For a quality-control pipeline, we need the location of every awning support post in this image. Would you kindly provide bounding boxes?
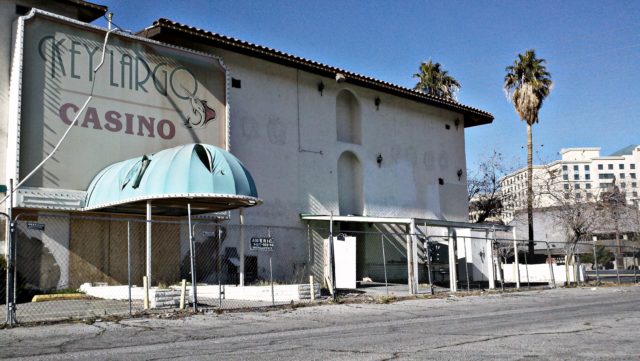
[146,200,152,287]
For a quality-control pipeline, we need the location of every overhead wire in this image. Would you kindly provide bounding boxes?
[0,13,118,206]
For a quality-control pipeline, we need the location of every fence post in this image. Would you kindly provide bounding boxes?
[634,247,638,284]
[545,242,556,288]
[381,233,389,297]
[127,221,132,315]
[188,204,197,311]
[524,250,530,289]
[513,228,520,289]
[486,230,495,290]
[592,236,600,284]
[448,227,457,293]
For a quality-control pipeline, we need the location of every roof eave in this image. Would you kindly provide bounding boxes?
[60,0,108,22]
[137,22,494,128]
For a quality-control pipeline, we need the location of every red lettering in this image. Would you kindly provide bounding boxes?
[125,113,135,135]
[57,103,176,140]
[104,110,122,132]
[157,119,175,139]
[137,116,155,137]
[81,107,102,129]
[59,103,79,125]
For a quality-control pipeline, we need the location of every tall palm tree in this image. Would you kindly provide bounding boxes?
[504,49,552,256]
[413,59,461,100]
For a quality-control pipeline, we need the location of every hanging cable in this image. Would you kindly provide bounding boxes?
[0,13,117,206]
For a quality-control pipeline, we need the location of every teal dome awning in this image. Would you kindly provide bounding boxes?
[84,143,260,216]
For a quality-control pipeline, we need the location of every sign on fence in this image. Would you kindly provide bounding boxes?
[26,222,45,231]
[250,237,274,251]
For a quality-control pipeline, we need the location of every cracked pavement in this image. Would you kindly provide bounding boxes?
[1,286,639,360]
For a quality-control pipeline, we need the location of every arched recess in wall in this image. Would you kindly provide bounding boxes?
[338,151,364,216]
[336,90,362,144]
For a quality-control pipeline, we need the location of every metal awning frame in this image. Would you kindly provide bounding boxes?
[301,214,516,294]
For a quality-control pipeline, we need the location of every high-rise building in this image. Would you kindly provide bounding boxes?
[500,145,640,222]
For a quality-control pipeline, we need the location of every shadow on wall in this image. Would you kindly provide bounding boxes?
[180,226,229,284]
[15,230,61,300]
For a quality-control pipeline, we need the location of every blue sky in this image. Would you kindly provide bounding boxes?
[94,0,640,171]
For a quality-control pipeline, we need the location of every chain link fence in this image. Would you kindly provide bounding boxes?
[1,213,320,325]
[3,213,638,325]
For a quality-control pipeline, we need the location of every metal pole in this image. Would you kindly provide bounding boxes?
[524,250,530,289]
[545,242,556,288]
[493,227,504,292]
[633,247,638,284]
[269,227,274,306]
[239,208,245,287]
[464,237,470,292]
[270,256,274,306]
[146,201,152,287]
[5,179,15,325]
[448,228,457,293]
[218,224,222,309]
[592,236,600,284]
[425,237,434,295]
[381,233,388,297]
[188,204,197,311]
[127,221,132,315]
[329,212,336,301]
[486,230,495,290]
[615,252,621,285]
[513,228,520,289]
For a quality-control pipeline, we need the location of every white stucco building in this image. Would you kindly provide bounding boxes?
[501,145,640,222]
[0,0,495,292]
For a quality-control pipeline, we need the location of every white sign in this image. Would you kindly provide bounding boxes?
[9,12,229,207]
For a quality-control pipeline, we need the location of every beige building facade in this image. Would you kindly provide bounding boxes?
[1,1,494,290]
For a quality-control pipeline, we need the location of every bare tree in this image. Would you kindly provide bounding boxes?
[467,151,506,223]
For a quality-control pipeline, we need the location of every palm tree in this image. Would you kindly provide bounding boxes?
[504,49,552,256]
[413,59,461,100]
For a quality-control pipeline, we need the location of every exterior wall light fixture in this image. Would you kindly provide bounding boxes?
[455,118,460,130]
[376,153,383,167]
[457,169,463,181]
[335,73,346,83]
[317,81,325,96]
[374,97,381,110]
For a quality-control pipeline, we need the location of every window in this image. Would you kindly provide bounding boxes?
[564,184,569,190]
[608,164,614,170]
[586,183,592,189]
[599,173,614,179]
[574,174,579,180]
[619,164,625,170]
[584,165,590,171]
[573,165,579,171]
[564,193,570,199]
[562,165,568,171]
[621,182,626,188]
[599,183,608,188]
[576,193,582,199]
[585,174,591,180]
[598,164,603,170]
[587,193,592,199]
[633,182,637,188]
[620,173,626,179]
[634,191,638,197]
[575,184,580,190]
[631,164,636,170]
[631,173,637,179]
[563,174,568,180]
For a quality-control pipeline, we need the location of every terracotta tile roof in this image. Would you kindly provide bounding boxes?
[138,18,494,128]
[60,0,107,21]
